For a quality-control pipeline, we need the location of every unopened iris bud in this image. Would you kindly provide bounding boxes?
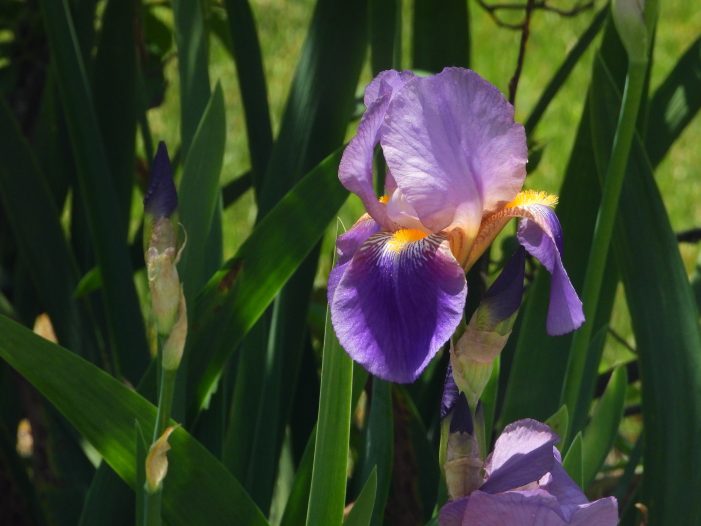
[451,249,525,408]
[612,0,648,64]
[145,425,177,494]
[161,290,187,371]
[144,142,183,336]
[440,367,484,499]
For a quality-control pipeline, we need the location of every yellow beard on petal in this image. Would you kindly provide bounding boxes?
[386,228,429,253]
[505,190,558,209]
[462,190,559,270]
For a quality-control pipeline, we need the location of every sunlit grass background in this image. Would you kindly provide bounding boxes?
[146,0,700,369]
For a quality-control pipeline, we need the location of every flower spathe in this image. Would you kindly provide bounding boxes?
[438,419,619,526]
[329,67,584,383]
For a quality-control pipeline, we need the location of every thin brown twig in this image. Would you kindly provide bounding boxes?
[508,0,535,105]
[476,0,595,30]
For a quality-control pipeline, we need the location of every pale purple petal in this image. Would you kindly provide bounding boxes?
[539,462,589,517]
[381,67,527,236]
[328,216,380,306]
[482,419,559,494]
[569,497,619,526]
[459,489,568,526]
[439,498,469,526]
[363,69,415,107]
[516,205,584,335]
[330,231,467,383]
[339,71,414,228]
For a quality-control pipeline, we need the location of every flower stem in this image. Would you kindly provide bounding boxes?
[560,58,648,441]
[143,339,178,526]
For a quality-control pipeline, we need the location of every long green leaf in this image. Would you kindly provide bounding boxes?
[563,433,584,488]
[37,0,149,383]
[172,0,211,156]
[344,468,378,526]
[645,35,701,166]
[589,45,701,524]
[412,0,470,70]
[525,6,608,135]
[305,303,353,526]
[0,315,268,526]
[223,0,273,194]
[0,100,95,361]
[186,149,348,418]
[357,379,393,526]
[177,83,227,301]
[370,0,401,72]
[228,0,369,511]
[581,366,626,488]
[92,0,137,238]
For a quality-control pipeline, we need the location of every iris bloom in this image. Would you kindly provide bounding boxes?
[439,420,618,525]
[328,67,583,383]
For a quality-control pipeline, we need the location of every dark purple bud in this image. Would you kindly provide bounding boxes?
[441,364,473,434]
[481,247,526,326]
[144,142,177,218]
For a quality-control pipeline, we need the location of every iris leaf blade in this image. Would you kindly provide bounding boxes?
[177,82,227,302]
[36,0,149,383]
[0,315,269,526]
[185,149,348,419]
[305,304,354,526]
[344,467,378,526]
[580,366,626,488]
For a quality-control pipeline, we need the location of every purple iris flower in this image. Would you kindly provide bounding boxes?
[328,67,584,383]
[439,417,619,526]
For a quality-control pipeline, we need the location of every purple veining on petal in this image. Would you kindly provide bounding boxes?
[481,419,559,494]
[339,71,414,228]
[481,247,526,325]
[144,141,177,218]
[330,232,467,383]
[328,216,381,307]
[516,205,584,335]
[381,67,527,236]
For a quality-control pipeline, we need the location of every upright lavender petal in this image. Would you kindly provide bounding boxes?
[330,230,467,383]
[144,142,177,218]
[381,67,527,237]
[516,205,584,335]
[481,419,559,494]
[363,69,415,107]
[339,71,414,228]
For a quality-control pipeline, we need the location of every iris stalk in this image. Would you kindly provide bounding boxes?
[143,338,178,526]
[561,52,649,439]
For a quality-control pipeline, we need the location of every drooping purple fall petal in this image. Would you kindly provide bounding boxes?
[381,68,527,237]
[516,204,584,335]
[327,216,380,306]
[330,230,467,383]
[338,71,414,229]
